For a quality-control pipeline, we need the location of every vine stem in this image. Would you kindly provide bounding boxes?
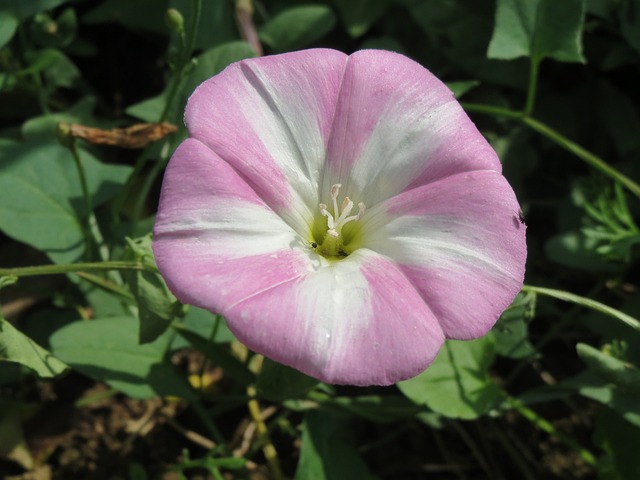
[0,261,157,278]
[521,117,640,199]
[522,284,640,332]
[505,396,597,467]
[460,103,640,200]
[524,58,540,116]
[247,386,284,480]
[113,0,203,223]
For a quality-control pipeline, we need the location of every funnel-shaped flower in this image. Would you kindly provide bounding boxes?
[153,49,526,386]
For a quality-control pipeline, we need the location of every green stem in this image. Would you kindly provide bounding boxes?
[66,140,95,259]
[521,117,640,198]
[522,284,640,332]
[461,103,640,200]
[524,58,540,116]
[460,102,523,120]
[0,261,157,278]
[505,396,597,467]
[113,0,202,223]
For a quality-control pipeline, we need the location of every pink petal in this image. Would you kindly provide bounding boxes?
[153,138,309,311]
[185,48,348,233]
[323,49,501,207]
[223,249,445,386]
[363,170,526,339]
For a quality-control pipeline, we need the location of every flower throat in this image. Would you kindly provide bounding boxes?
[314,184,365,259]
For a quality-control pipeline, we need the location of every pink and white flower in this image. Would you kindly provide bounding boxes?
[152,49,527,386]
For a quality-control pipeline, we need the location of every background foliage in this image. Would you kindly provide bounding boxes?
[1,0,640,478]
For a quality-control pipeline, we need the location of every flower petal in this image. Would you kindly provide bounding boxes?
[185,48,348,234]
[363,170,526,339]
[152,138,310,311]
[223,249,445,386]
[323,49,501,207]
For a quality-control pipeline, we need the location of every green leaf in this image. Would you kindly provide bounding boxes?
[83,0,169,35]
[0,314,68,378]
[256,358,319,402]
[0,12,18,48]
[446,80,481,99]
[491,292,537,359]
[398,337,502,419]
[173,324,255,387]
[594,408,640,480]
[170,308,235,351]
[328,395,425,423]
[49,317,195,399]
[170,0,237,50]
[332,0,390,38]
[487,0,586,63]
[182,41,257,98]
[127,41,256,124]
[0,140,132,263]
[123,236,177,344]
[21,97,98,142]
[295,410,378,480]
[565,373,640,428]
[260,6,336,52]
[577,343,640,393]
[0,0,70,20]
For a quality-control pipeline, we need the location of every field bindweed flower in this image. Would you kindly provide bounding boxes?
[152,49,527,386]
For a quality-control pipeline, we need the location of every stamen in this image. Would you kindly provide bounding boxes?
[319,203,335,229]
[317,185,366,257]
[330,184,341,218]
[336,197,354,224]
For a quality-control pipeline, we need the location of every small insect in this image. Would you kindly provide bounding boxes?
[310,242,318,249]
[517,209,526,224]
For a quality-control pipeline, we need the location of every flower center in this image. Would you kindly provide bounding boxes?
[314,184,365,259]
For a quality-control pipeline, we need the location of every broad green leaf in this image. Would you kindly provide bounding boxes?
[170,308,235,351]
[83,0,169,35]
[182,41,257,98]
[328,395,425,423]
[21,96,98,142]
[295,410,378,480]
[123,236,178,344]
[127,41,256,123]
[0,314,68,378]
[565,373,640,428]
[545,230,621,272]
[171,0,237,50]
[398,337,502,419]
[256,358,319,402]
[409,0,529,89]
[332,0,390,38]
[0,0,70,20]
[173,324,255,387]
[487,0,586,63]
[491,292,537,359]
[260,6,336,52]
[0,140,132,263]
[49,317,195,399]
[594,408,640,480]
[125,93,167,123]
[0,12,18,48]
[446,80,480,99]
[577,343,640,393]
[30,8,77,48]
